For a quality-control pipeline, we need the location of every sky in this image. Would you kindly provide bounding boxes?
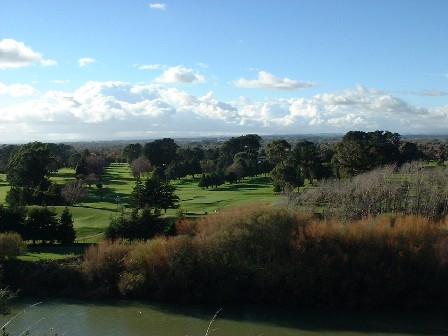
[1,1,448,143]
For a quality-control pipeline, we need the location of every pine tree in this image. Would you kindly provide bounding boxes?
[58,207,76,244]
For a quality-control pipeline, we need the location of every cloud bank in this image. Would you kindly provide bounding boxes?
[0,81,446,143]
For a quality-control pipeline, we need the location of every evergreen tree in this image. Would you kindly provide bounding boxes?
[58,207,76,244]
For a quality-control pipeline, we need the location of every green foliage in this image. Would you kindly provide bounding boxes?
[143,138,179,168]
[24,207,59,244]
[22,207,76,244]
[0,205,26,236]
[0,232,26,260]
[59,207,76,244]
[266,139,291,165]
[5,142,66,206]
[270,162,304,191]
[123,143,142,163]
[217,134,262,168]
[333,130,401,178]
[131,177,179,213]
[6,142,51,190]
[105,207,166,241]
[288,140,323,184]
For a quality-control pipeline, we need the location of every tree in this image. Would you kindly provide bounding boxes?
[58,207,76,244]
[105,207,165,241]
[333,131,402,178]
[130,177,179,213]
[5,142,64,205]
[266,139,291,165]
[0,232,26,260]
[158,183,180,213]
[61,179,88,205]
[131,156,152,178]
[399,142,424,165]
[218,134,262,168]
[289,141,322,184]
[6,142,51,189]
[24,207,59,244]
[271,163,304,192]
[123,143,142,163]
[0,205,26,236]
[0,144,18,173]
[143,138,179,168]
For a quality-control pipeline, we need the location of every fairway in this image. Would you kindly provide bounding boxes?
[0,173,9,203]
[168,176,278,215]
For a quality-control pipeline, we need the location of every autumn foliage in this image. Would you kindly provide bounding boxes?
[82,205,448,308]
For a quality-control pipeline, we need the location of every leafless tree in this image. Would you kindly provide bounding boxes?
[131,156,151,178]
[61,179,88,205]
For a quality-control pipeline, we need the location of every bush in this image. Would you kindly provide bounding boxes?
[82,240,132,295]
[0,232,26,260]
[81,205,448,308]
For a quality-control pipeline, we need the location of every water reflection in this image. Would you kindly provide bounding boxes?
[1,299,447,336]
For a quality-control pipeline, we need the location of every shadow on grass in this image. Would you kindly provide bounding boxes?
[27,243,90,256]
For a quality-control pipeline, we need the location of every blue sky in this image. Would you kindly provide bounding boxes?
[1,1,447,143]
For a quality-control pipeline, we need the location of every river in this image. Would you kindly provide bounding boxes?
[1,299,447,335]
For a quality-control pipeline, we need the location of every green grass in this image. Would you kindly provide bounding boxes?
[18,243,89,261]
[0,173,9,204]
[167,176,278,216]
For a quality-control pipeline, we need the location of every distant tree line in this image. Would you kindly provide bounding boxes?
[121,130,426,193]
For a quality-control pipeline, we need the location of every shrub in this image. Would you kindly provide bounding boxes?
[82,240,132,295]
[81,205,448,308]
[0,232,26,260]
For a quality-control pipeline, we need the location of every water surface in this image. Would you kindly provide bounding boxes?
[1,299,447,336]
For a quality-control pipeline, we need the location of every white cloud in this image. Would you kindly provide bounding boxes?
[149,3,166,10]
[155,66,206,84]
[0,82,39,97]
[137,64,164,70]
[235,71,316,90]
[0,39,57,69]
[78,57,96,67]
[1,82,447,143]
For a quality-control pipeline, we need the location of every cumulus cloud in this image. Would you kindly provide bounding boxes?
[235,71,316,90]
[149,3,166,10]
[0,39,57,69]
[0,82,447,143]
[0,82,39,97]
[155,66,206,84]
[78,57,96,67]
